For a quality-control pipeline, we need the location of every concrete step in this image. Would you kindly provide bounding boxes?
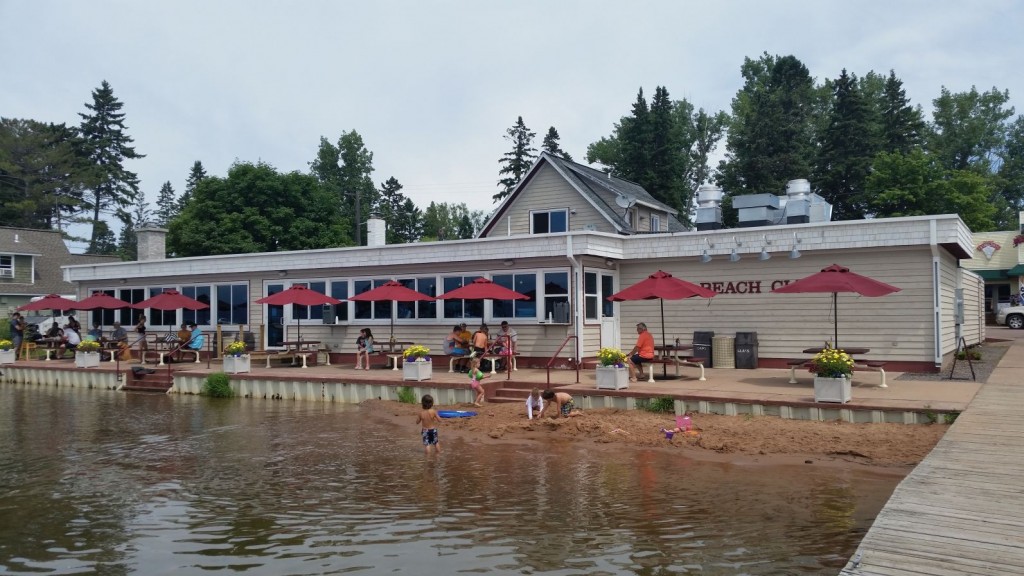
[494,387,532,399]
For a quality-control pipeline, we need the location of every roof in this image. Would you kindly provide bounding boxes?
[0,226,119,296]
[480,152,685,236]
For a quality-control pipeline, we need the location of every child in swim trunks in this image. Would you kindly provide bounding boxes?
[416,394,442,455]
[468,356,490,407]
[540,390,581,418]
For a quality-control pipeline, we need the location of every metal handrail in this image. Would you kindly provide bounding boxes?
[545,334,579,387]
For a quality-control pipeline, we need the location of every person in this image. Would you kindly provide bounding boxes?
[446,324,469,372]
[626,322,655,383]
[355,328,374,370]
[415,394,442,455]
[44,320,61,339]
[491,321,518,370]
[174,323,193,361]
[66,314,81,334]
[59,325,80,358]
[467,356,490,406]
[470,323,489,357]
[525,388,543,420]
[134,314,148,351]
[187,323,204,351]
[110,322,128,343]
[457,323,472,352]
[540,389,581,418]
[87,322,103,341]
[660,413,695,439]
[9,312,25,354]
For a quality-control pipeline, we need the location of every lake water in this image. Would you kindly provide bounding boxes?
[0,386,900,575]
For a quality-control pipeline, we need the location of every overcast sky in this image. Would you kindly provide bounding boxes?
[2,1,1021,251]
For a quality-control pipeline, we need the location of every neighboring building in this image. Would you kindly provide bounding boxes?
[63,157,982,373]
[961,211,1024,321]
[0,226,117,313]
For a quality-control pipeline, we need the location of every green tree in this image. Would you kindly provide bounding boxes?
[153,181,177,226]
[996,115,1024,219]
[541,126,572,160]
[879,70,925,154]
[421,202,479,241]
[495,116,537,202]
[393,198,424,243]
[90,221,118,255]
[118,195,151,260]
[177,161,206,214]
[337,131,377,245]
[77,80,144,252]
[928,86,1014,173]
[374,176,422,244]
[167,161,349,256]
[0,119,86,231]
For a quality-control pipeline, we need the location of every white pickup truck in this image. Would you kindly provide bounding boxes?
[996,305,1024,329]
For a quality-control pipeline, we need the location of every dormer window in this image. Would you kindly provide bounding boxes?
[650,214,661,232]
[531,209,568,234]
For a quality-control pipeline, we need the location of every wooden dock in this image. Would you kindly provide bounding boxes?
[840,339,1024,575]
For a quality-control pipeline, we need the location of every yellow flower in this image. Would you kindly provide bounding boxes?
[598,347,628,367]
[403,345,431,360]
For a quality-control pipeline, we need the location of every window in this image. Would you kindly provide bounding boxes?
[585,271,616,320]
[291,281,327,320]
[442,275,483,320]
[397,277,437,319]
[181,285,211,325]
[329,281,349,322]
[354,279,393,320]
[0,255,12,278]
[650,214,661,232]
[543,271,570,323]
[602,275,615,318]
[216,284,248,325]
[96,289,117,326]
[492,273,536,319]
[149,287,177,327]
[531,209,568,234]
[119,288,146,326]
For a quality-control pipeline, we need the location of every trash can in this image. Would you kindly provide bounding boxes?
[693,331,715,368]
[734,331,759,369]
[712,335,735,369]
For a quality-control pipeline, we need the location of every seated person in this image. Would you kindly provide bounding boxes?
[44,321,61,339]
[626,322,655,382]
[446,323,469,372]
[470,324,489,357]
[187,323,204,350]
[59,326,81,357]
[110,322,128,343]
[174,323,194,361]
[88,322,103,341]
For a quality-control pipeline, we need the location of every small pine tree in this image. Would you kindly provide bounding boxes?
[153,181,178,226]
[542,126,572,161]
[495,116,537,202]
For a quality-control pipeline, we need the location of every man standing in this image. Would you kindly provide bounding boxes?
[626,322,655,383]
[9,312,25,355]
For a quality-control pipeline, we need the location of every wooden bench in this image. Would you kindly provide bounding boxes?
[442,353,470,372]
[644,356,706,382]
[787,359,813,384]
[854,361,888,388]
[480,353,519,374]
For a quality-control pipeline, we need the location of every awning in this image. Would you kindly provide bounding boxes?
[1008,264,1024,276]
[975,269,1009,280]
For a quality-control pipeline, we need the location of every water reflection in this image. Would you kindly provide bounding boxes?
[0,386,898,575]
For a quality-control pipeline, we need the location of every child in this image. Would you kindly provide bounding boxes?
[525,388,543,420]
[416,394,442,455]
[468,356,490,407]
[541,389,581,418]
[661,413,695,439]
[355,328,374,370]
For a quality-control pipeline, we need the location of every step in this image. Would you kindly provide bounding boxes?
[488,396,524,404]
[494,387,532,399]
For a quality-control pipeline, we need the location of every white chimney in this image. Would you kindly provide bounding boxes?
[136,227,168,261]
[366,215,386,247]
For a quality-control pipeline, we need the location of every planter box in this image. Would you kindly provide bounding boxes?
[75,352,101,369]
[403,359,432,381]
[224,354,251,374]
[0,349,14,364]
[814,375,851,403]
[595,365,629,390]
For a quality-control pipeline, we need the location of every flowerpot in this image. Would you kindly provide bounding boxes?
[596,365,629,390]
[224,354,251,374]
[813,375,851,403]
[403,359,432,381]
[75,351,101,369]
[0,349,14,364]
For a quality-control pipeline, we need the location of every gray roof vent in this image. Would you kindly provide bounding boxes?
[695,184,723,230]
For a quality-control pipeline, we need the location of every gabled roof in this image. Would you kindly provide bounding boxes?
[0,226,119,296]
[480,152,685,236]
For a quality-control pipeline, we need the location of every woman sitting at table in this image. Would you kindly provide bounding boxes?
[59,326,80,358]
[187,324,204,351]
[45,321,61,338]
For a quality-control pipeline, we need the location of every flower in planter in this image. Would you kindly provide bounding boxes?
[0,339,12,351]
[403,345,431,362]
[808,347,854,378]
[1014,234,1024,247]
[224,341,247,356]
[77,340,102,353]
[598,347,628,367]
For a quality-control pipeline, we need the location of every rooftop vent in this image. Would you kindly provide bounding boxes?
[694,184,723,231]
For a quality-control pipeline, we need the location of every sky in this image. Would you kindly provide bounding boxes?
[2,1,1022,252]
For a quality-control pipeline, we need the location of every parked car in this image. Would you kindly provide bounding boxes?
[996,305,1024,329]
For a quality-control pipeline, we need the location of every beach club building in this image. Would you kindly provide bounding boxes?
[63,153,982,373]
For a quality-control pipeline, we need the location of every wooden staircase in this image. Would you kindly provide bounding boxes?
[122,365,174,392]
[489,380,543,404]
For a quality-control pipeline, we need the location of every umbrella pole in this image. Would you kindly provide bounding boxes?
[834,292,839,349]
[660,299,666,348]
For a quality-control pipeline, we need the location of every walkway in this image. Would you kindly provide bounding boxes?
[840,336,1024,575]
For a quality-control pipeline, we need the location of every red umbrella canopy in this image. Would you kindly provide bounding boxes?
[607,270,717,301]
[134,289,210,311]
[771,264,901,297]
[348,280,436,302]
[437,277,530,301]
[255,285,342,306]
[73,292,133,310]
[16,294,79,311]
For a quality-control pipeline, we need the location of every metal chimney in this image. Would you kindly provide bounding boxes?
[694,185,723,231]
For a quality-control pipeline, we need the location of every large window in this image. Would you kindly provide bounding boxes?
[149,287,177,327]
[397,277,437,319]
[354,279,392,320]
[584,271,616,321]
[531,209,568,234]
[442,276,483,320]
[119,288,145,326]
[216,284,248,325]
[181,285,211,325]
[492,273,536,319]
[329,281,349,322]
[291,281,327,321]
[543,271,570,323]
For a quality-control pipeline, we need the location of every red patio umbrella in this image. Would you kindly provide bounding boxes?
[348,280,435,341]
[607,270,717,350]
[255,285,342,342]
[436,277,530,301]
[771,264,901,348]
[73,292,132,310]
[16,293,79,311]
[134,289,211,311]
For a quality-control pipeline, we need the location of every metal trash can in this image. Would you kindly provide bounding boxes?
[712,335,735,369]
[693,331,715,368]
[734,331,759,369]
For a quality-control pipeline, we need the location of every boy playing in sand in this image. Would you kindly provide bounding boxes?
[468,356,490,407]
[540,390,581,418]
[525,388,543,420]
[416,394,442,455]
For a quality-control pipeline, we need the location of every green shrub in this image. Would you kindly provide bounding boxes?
[638,397,675,413]
[955,348,981,361]
[203,372,234,398]
[396,386,417,404]
[944,412,959,425]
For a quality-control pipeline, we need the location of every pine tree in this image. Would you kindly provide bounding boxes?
[0,119,86,230]
[153,181,178,226]
[118,195,150,260]
[91,221,118,255]
[879,71,925,154]
[393,198,424,243]
[336,131,376,245]
[495,116,537,202]
[77,80,144,252]
[375,176,413,244]
[178,161,206,213]
[541,127,572,161]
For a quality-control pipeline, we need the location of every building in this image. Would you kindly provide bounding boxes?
[63,155,982,372]
[960,210,1024,321]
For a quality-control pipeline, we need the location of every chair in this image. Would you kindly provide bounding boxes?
[18,341,38,360]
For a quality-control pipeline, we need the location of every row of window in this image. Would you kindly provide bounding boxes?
[531,208,662,234]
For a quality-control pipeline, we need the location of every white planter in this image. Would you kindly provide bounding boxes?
[0,349,15,364]
[224,354,251,374]
[403,359,432,381]
[814,375,851,403]
[75,352,101,369]
[595,365,629,390]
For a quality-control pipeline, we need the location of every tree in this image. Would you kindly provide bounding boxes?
[996,115,1024,221]
[879,71,925,154]
[928,86,1014,173]
[77,80,144,252]
[393,198,424,243]
[90,221,118,255]
[177,161,206,214]
[167,161,350,256]
[421,202,479,241]
[153,181,178,226]
[337,131,376,245]
[541,127,572,161]
[374,176,422,244]
[495,116,537,202]
[117,195,150,260]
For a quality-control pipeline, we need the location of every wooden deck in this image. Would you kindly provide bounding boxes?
[840,338,1024,575]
